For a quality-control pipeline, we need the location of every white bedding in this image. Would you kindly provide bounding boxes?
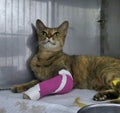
[0,89,101,113]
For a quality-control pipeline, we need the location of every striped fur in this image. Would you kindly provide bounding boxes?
[12,19,120,103]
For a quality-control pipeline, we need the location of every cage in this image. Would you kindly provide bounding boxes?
[0,0,120,113]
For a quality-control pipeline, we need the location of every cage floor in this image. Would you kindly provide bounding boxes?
[0,89,100,113]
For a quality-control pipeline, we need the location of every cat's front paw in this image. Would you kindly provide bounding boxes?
[23,93,31,100]
[93,92,108,101]
[11,85,26,93]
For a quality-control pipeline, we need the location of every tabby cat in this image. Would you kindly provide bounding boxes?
[12,19,120,103]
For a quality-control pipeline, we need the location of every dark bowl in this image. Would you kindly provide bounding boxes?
[77,104,120,113]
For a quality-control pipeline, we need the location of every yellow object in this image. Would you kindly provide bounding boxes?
[74,97,87,108]
[112,79,120,87]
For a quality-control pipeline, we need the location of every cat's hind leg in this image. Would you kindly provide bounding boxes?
[93,89,119,101]
[93,79,120,101]
[92,77,119,101]
[93,63,120,101]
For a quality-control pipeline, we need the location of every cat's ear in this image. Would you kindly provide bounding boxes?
[36,19,46,30]
[58,21,69,32]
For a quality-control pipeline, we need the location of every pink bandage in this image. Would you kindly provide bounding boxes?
[24,69,73,100]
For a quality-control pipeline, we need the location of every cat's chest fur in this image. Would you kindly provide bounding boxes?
[30,51,72,81]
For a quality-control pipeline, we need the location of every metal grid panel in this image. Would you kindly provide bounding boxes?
[0,0,101,86]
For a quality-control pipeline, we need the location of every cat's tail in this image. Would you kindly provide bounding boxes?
[108,98,120,104]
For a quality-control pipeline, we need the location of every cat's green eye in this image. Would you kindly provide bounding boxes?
[54,32,60,36]
[41,31,47,37]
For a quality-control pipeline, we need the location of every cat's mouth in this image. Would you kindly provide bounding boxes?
[43,39,56,45]
[40,38,61,50]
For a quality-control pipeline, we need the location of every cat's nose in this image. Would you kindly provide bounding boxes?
[47,33,52,39]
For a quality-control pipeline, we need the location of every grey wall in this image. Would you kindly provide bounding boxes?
[102,0,120,58]
[51,0,101,55]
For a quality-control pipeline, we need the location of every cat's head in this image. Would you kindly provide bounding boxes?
[36,19,69,52]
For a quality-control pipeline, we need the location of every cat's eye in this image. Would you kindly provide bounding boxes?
[41,31,47,37]
[54,32,60,36]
